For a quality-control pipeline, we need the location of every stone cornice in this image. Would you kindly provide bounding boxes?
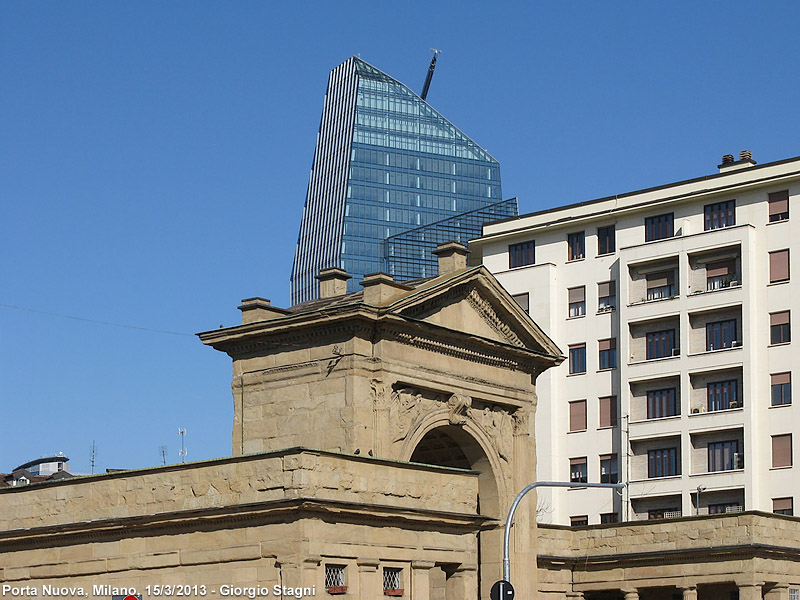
[0,497,491,551]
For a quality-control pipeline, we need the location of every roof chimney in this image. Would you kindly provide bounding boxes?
[238,298,290,324]
[360,272,413,305]
[433,241,469,275]
[317,267,351,298]
[718,150,756,173]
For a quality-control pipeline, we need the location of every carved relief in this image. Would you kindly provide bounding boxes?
[512,407,531,436]
[370,379,391,410]
[469,405,514,463]
[447,393,472,426]
[465,287,524,348]
[390,388,425,442]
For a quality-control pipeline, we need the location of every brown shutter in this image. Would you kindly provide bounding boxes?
[770,311,790,326]
[598,281,614,297]
[769,190,789,216]
[599,396,616,428]
[569,400,587,431]
[647,271,674,288]
[570,457,586,466]
[706,261,734,277]
[772,434,793,468]
[773,497,793,512]
[598,338,616,351]
[568,287,586,303]
[770,250,790,282]
[772,372,792,385]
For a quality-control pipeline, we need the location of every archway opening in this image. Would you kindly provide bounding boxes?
[410,425,502,599]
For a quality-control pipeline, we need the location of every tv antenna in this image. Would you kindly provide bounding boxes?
[159,445,167,465]
[421,48,442,101]
[178,428,187,463]
[89,441,97,474]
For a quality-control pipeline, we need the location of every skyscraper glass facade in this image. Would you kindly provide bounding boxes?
[291,57,514,305]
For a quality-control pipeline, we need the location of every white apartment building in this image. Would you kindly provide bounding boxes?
[472,151,799,525]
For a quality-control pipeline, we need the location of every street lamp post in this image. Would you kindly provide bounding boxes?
[502,481,626,583]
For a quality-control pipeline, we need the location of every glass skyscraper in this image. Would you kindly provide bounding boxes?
[290,57,516,305]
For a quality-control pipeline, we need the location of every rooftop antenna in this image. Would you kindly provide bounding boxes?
[89,441,97,475]
[178,428,187,463]
[420,48,442,101]
[159,445,167,466]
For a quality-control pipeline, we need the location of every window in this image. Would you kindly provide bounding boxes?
[570,457,587,483]
[706,319,738,351]
[570,515,588,527]
[769,190,789,222]
[646,271,676,300]
[772,434,793,468]
[704,199,736,230]
[707,380,738,411]
[791,589,800,600]
[599,396,617,428]
[770,311,791,344]
[645,213,674,242]
[708,502,742,514]
[706,260,737,290]
[648,447,680,478]
[708,440,740,472]
[647,388,678,419]
[509,240,535,268]
[569,344,586,374]
[569,400,587,432]
[383,568,403,596]
[597,225,615,255]
[771,373,792,406]
[325,565,347,595]
[598,338,617,369]
[568,232,585,261]
[600,512,619,524]
[600,454,618,483]
[769,249,790,283]
[773,497,794,516]
[568,286,586,317]
[598,281,616,311]
[648,508,677,520]
[646,329,677,359]
[512,292,529,314]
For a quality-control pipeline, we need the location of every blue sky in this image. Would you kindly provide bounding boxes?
[2,2,799,473]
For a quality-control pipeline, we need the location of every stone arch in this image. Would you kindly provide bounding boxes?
[402,410,510,599]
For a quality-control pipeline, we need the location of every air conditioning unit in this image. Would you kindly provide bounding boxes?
[672,348,681,356]
[729,401,740,409]
[732,340,741,347]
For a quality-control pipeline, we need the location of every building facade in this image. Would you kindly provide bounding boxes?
[290,56,515,304]
[473,152,800,526]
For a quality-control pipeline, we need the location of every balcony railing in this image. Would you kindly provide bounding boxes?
[707,274,739,291]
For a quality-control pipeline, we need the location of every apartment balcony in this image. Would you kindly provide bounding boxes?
[688,367,744,416]
[630,494,682,521]
[689,428,744,477]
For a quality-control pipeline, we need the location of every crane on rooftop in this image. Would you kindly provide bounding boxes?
[420,48,442,101]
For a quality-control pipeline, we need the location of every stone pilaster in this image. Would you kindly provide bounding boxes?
[445,564,478,599]
[738,583,764,600]
[357,558,381,598]
[623,591,640,600]
[765,584,790,600]
[411,560,436,600]
[681,586,698,600]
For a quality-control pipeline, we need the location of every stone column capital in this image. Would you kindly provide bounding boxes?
[356,558,380,571]
[411,560,436,570]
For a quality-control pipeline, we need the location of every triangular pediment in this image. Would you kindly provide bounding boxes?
[389,267,562,359]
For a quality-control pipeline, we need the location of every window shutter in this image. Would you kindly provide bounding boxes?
[706,261,734,277]
[647,271,674,288]
[772,372,791,385]
[771,311,790,326]
[569,400,587,431]
[772,434,793,468]
[770,250,790,282]
[598,281,614,297]
[769,190,789,216]
[568,287,586,303]
[773,497,793,512]
[599,396,616,428]
[598,338,616,351]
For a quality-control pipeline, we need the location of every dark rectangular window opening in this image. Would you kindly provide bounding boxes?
[648,447,680,478]
[706,260,737,291]
[706,319,738,351]
[568,232,585,261]
[772,434,793,468]
[600,454,618,483]
[568,286,586,317]
[769,249,790,283]
[773,497,793,516]
[770,311,791,344]
[771,373,792,406]
[708,440,740,472]
[646,329,677,359]
[570,515,588,527]
[509,240,535,269]
[598,338,617,369]
[597,225,616,255]
[704,199,736,231]
[646,271,676,301]
[600,512,619,524]
[569,344,587,374]
[708,380,739,411]
[599,396,617,428]
[645,213,674,242]
[598,281,616,311]
[647,388,678,419]
[570,458,588,483]
[769,190,789,222]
